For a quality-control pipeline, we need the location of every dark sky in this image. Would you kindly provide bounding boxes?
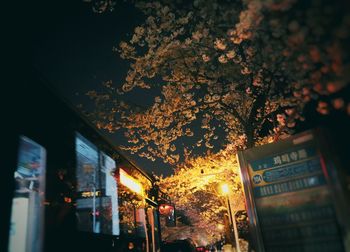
[31,1,135,101]
[29,1,174,177]
[26,0,350,179]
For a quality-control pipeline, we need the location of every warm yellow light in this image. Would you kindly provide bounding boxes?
[81,191,101,198]
[221,183,230,195]
[217,224,224,230]
[120,168,144,196]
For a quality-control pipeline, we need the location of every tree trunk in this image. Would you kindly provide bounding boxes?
[245,125,254,149]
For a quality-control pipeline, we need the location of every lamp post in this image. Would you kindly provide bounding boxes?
[197,170,242,251]
[221,184,240,252]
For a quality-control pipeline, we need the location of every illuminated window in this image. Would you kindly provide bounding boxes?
[119,168,144,196]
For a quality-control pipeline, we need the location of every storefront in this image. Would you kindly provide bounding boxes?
[4,69,161,252]
[117,166,161,251]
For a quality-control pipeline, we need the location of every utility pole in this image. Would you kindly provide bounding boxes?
[199,169,242,252]
[221,184,240,252]
[228,196,240,252]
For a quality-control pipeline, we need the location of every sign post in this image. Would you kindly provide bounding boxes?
[237,130,350,252]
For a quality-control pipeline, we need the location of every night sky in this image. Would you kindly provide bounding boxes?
[29,1,174,177]
[22,0,350,178]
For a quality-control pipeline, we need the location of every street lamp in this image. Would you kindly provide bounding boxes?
[217,224,225,231]
[198,170,242,251]
[221,184,230,195]
[220,183,241,252]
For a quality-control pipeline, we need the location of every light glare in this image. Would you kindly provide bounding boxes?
[120,168,144,196]
[221,183,229,195]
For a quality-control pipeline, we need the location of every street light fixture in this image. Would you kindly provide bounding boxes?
[217,224,225,231]
[220,183,241,252]
[221,184,230,195]
[198,170,242,251]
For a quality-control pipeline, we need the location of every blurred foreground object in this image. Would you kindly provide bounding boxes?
[238,129,350,251]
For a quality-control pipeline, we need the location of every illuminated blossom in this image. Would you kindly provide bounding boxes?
[158,146,246,244]
[218,55,228,63]
[332,98,344,110]
[226,50,236,59]
[86,0,349,169]
[277,114,286,126]
[202,54,210,62]
[317,101,329,115]
[214,39,227,50]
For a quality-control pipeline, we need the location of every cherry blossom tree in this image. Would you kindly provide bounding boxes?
[87,0,350,164]
[156,145,247,245]
[82,3,349,248]
[83,2,350,248]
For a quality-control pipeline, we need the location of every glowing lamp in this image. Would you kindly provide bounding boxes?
[221,183,230,195]
[119,168,144,196]
[217,224,224,231]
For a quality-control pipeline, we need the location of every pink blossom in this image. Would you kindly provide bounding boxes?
[317,101,329,115]
[332,98,344,109]
[327,82,341,93]
[214,39,227,50]
[218,55,228,63]
[202,54,210,62]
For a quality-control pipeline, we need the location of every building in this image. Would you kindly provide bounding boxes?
[4,68,162,252]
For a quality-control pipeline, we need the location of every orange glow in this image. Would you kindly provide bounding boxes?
[120,168,144,196]
[81,191,101,197]
[64,197,72,203]
[217,224,224,230]
[159,204,174,215]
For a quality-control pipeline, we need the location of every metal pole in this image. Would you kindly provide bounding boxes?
[142,208,149,252]
[228,196,240,252]
[226,197,233,225]
[92,184,96,232]
[226,196,234,250]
